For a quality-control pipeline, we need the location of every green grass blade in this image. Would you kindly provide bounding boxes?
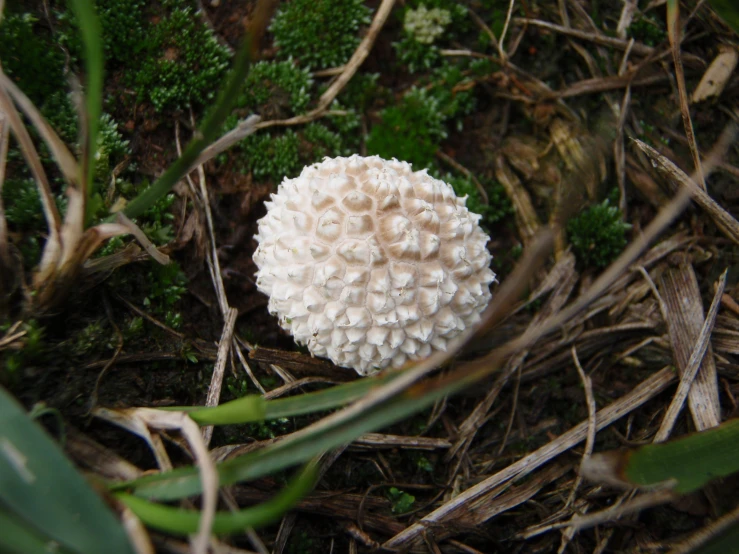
[116,375,464,501]
[117,461,317,535]
[624,419,739,493]
[709,0,739,34]
[0,386,134,554]
[120,36,253,219]
[185,372,399,425]
[67,0,103,196]
[0,508,78,554]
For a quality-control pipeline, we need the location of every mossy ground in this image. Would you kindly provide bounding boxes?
[2,0,739,552]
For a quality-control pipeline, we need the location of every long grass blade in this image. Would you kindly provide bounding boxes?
[117,461,318,535]
[0,508,78,554]
[0,386,134,554]
[185,372,400,426]
[67,0,103,197]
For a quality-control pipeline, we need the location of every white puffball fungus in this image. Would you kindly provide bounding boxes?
[253,155,495,375]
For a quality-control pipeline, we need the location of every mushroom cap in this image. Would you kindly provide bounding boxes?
[253,155,495,375]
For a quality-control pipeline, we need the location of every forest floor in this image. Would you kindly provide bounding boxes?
[2,0,739,553]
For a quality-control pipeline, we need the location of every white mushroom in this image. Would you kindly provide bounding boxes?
[253,155,495,375]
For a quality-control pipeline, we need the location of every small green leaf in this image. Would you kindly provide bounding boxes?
[388,487,416,514]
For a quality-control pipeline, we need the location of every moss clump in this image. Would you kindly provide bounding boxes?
[567,200,631,268]
[2,179,44,231]
[367,88,446,167]
[241,130,302,182]
[628,15,667,47]
[270,0,372,69]
[427,63,476,124]
[57,0,147,65]
[302,123,343,160]
[135,2,230,111]
[238,60,313,118]
[403,4,451,44]
[439,173,513,227]
[144,261,187,329]
[0,13,65,108]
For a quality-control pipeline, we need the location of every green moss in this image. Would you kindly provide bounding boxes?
[628,15,667,47]
[57,0,147,65]
[2,179,45,230]
[394,36,441,73]
[270,0,372,69]
[367,88,446,167]
[567,199,631,269]
[438,173,513,227]
[301,123,343,161]
[94,114,131,189]
[2,320,46,383]
[241,130,301,182]
[139,193,177,245]
[142,261,187,329]
[0,13,65,107]
[238,60,313,117]
[427,63,476,123]
[135,2,230,111]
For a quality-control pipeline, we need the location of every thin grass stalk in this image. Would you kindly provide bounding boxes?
[0,86,62,279]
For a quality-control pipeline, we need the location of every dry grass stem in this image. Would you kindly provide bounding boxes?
[498,0,517,61]
[494,155,541,245]
[569,489,676,533]
[0,72,79,185]
[667,501,739,554]
[633,136,739,245]
[119,502,156,554]
[659,263,722,431]
[666,0,705,190]
[566,347,596,509]
[384,368,676,548]
[0,84,62,268]
[202,307,238,446]
[616,0,639,38]
[435,150,488,204]
[115,212,169,265]
[655,269,727,441]
[66,427,144,481]
[516,18,657,56]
